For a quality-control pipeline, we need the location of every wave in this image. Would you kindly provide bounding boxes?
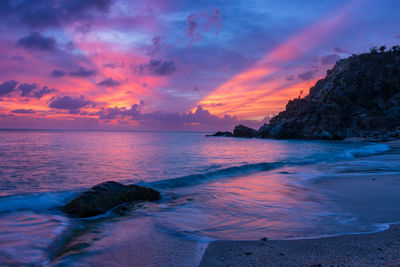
[0,143,392,213]
[148,161,294,189]
[345,144,391,158]
[148,143,393,189]
[0,191,78,214]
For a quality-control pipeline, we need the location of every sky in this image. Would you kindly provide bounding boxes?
[0,0,399,131]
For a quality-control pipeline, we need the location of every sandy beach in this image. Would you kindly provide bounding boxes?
[200,142,400,266]
[200,223,400,266]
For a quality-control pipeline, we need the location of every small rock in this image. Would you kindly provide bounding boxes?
[64,181,161,218]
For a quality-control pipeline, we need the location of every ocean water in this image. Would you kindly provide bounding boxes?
[0,130,400,266]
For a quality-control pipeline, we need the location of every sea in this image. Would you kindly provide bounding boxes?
[0,130,400,266]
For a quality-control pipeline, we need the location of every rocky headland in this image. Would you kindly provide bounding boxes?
[211,46,400,141]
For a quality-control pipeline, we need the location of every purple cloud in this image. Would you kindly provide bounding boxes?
[134,60,176,76]
[11,55,24,61]
[18,83,37,97]
[0,0,115,28]
[49,95,93,114]
[298,70,316,81]
[11,109,36,114]
[96,102,260,131]
[321,54,340,65]
[51,69,67,77]
[17,32,56,51]
[97,78,121,87]
[18,83,57,99]
[184,8,222,44]
[98,101,144,121]
[0,80,18,96]
[69,67,96,77]
[103,62,125,69]
[33,86,58,99]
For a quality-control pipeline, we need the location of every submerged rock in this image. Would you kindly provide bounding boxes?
[233,125,256,138]
[64,181,161,218]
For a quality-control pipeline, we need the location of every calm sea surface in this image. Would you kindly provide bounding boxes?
[0,130,399,266]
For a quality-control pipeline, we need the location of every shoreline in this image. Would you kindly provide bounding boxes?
[200,223,400,266]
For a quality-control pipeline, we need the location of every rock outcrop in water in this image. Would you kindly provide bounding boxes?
[64,181,161,218]
[207,131,233,137]
[212,46,400,141]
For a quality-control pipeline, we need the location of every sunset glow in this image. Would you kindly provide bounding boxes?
[0,0,399,130]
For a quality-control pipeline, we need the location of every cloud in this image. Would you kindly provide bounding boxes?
[286,75,295,81]
[17,32,56,51]
[98,101,144,120]
[97,78,121,87]
[333,46,351,54]
[321,54,340,65]
[103,62,125,69]
[96,102,254,130]
[51,69,67,77]
[184,8,222,45]
[18,83,37,97]
[18,83,57,99]
[49,95,93,114]
[11,109,36,114]
[297,70,316,81]
[33,86,58,99]
[134,60,176,76]
[0,80,18,96]
[69,67,96,77]
[146,36,164,59]
[0,0,115,28]
[11,55,24,61]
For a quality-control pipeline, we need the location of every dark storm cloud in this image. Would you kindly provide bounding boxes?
[11,109,36,114]
[49,95,93,114]
[17,32,56,51]
[51,69,67,77]
[69,67,96,77]
[321,54,340,65]
[0,80,18,96]
[0,0,115,28]
[134,60,176,76]
[97,78,121,87]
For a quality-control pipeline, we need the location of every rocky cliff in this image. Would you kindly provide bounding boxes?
[215,46,400,141]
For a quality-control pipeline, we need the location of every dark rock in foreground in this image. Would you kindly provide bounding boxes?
[64,181,161,218]
[206,131,233,137]
[211,46,400,141]
[233,125,256,138]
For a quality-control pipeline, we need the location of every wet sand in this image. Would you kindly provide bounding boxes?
[201,142,400,266]
[200,223,400,266]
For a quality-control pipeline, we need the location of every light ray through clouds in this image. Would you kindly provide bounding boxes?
[197,0,369,120]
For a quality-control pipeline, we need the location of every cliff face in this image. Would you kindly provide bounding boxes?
[256,47,400,140]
